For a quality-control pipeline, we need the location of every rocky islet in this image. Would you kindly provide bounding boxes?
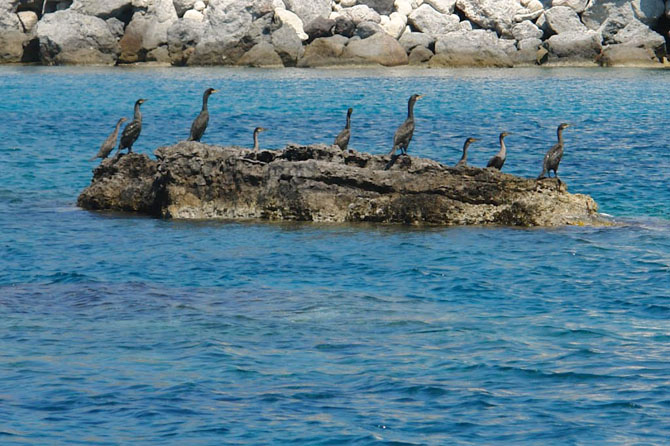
[0,0,668,67]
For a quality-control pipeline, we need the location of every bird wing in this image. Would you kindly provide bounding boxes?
[393,118,414,149]
[543,143,563,170]
[120,120,141,146]
[189,111,209,141]
[487,155,503,169]
[334,128,350,149]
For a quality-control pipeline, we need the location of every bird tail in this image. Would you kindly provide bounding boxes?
[536,168,547,180]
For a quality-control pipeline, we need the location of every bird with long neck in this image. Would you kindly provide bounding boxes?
[253,127,267,151]
[117,98,146,154]
[334,107,353,150]
[388,94,423,157]
[486,132,510,170]
[455,137,478,168]
[188,88,218,142]
[538,123,571,181]
[91,117,127,161]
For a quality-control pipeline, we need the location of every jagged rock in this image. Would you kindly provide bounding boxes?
[283,0,331,25]
[598,44,661,66]
[455,0,524,37]
[147,45,171,62]
[424,0,455,14]
[17,11,38,32]
[512,37,542,64]
[408,4,460,37]
[272,23,304,66]
[551,0,588,13]
[166,17,206,64]
[395,0,412,16]
[304,17,335,42]
[183,9,203,21]
[297,34,350,66]
[334,15,356,37]
[399,31,435,51]
[36,11,120,65]
[106,17,126,39]
[380,12,406,39]
[0,0,20,30]
[357,0,395,15]
[431,29,514,67]
[119,0,178,63]
[274,7,308,40]
[339,5,382,24]
[237,41,283,66]
[511,20,543,40]
[408,45,433,63]
[601,18,666,52]
[342,31,408,65]
[543,30,601,61]
[194,1,206,11]
[173,0,197,16]
[581,0,665,30]
[71,0,133,20]
[78,143,601,227]
[355,20,384,38]
[0,31,28,63]
[544,6,587,34]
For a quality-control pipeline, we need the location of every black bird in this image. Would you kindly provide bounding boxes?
[334,107,353,150]
[253,127,267,151]
[117,99,146,154]
[487,132,510,170]
[537,123,571,181]
[188,88,218,142]
[90,117,127,161]
[388,94,423,156]
[455,137,478,168]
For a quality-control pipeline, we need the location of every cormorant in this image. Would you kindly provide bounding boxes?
[334,107,353,150]
[188,88,218,142]
[537,123,571,181]
[388,94,423,156]
[253,127,267,151]
[90,117,127,161]
[455,137,478,168]
[486,132,510,170]
[117,98,146,154]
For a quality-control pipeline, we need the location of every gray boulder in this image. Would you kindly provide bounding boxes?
[357,0,395,15]
[297,35,350,67]
[0,31,28,63]
[511,20,543,40]
[272,23,304,66]
[544,6,587,34]
[342,32,408,65]
[598,44,662,66]
[551,0,588,13]
[173,0,197,17]
[334,15,356,37]
[339,5,382,24]
[119,0,178,63]
[581,0,666,30]
[512,37,542,64]
[36,11,120,65]
[431,29,514,67]
[17,10,38,32]
[283,0,331,25]
[0,0,20,30]
[455,0,523,37]
[70,0,133,20]
[167,17,206,65]
[355,20,384,38]
[237,41,283,66]
[398,31,435,52]
[106,17,126,39]
[304,17,335,42]
[543,30,601,61]
[408,45,434,64]
[602,19,666,51]
[408,4,460,38]
[424,0,456,14]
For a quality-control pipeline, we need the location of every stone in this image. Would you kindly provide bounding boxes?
[106,17,126,39]
[544,6,587,34]
[173,0,197,16]
[166,17,206,64]
[78,143,601,227]
[297,34,350,66]
[304,17,336,42]
[581,0,666,30]
[355,20,384,38]
[408,4,460,38]
[511,20,543,40]
[398,31,435,51]
[334,15,357,37]
[602,19,666,51]
[395,0,412,16]
[36,10,120,65]
[0,30,27,63]
[183,9,204,21]
[146,45,171,63]
[341,0,357,6]
[408,45,433,63]
[380,12,406,39]
[431,29,514,67]
[342,31,409,65]
[17,11,38,32]
[339,4,382,24]
[0,0,20,30]
[512,36,542,64]
[274,7,309,40]
[551,0,588,13]
[424,0,455,14]
[357,0,395,15]
[598,44,662,66]
[455,0,524,37]
[119,0,178,63]
[543,30,601,61]
[459,20,472,30]
[194,1,206,11]
[71,0,133,20]
[272,23,304,66]
[283,0,331,25]
[237,41,283,66]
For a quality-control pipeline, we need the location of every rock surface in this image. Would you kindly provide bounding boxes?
[78,142,601,227]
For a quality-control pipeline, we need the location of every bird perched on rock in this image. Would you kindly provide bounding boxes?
[188,88,218,142]
[455,137,478,168]
[537,123,571,182]
[334,107,353,150]
[90,117,127,161]
[388,94,423,157]
[253,127,267,151]
[487,132,510,170]
[117,98,146,154]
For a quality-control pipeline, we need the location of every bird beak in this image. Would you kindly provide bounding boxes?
[212,89,219,93]
[417,95,424,100]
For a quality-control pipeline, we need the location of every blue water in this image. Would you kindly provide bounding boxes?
[1,66,670,445]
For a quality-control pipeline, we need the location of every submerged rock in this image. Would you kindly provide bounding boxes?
[78,142,601,227]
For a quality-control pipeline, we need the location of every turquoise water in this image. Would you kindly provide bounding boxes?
[1,66,670,445]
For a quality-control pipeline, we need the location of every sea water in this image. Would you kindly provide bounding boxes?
[0,66,669,445]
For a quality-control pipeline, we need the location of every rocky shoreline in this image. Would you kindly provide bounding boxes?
[77,142,602,227]
[1,0,669,68]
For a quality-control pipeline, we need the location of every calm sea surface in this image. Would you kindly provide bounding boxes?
[1,66,669,445]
